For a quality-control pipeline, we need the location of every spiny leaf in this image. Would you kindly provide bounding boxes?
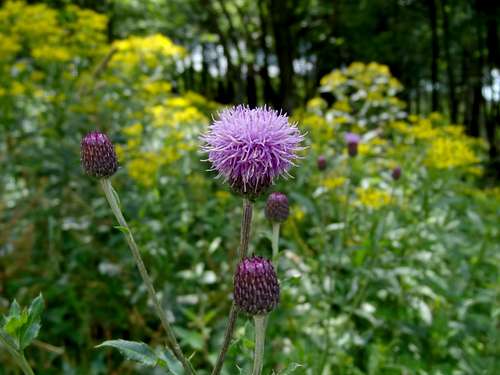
[96,339,163,368]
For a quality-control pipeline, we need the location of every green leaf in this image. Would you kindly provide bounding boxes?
[28,294,44,321]
[8,300,21,318]
[278,363,303,374]
[4,311,28,337]
[96,339,162,367]
[114,225,130,234]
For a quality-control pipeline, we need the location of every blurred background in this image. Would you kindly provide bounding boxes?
[0,0,499,374]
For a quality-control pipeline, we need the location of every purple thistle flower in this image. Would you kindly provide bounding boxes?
[201,106,303,198]
[345,132,360,157]
[392,166,402,181]
[265,192,289,223]
[317,155,327,171]
[81,131,118,178]
[234,256,280,316]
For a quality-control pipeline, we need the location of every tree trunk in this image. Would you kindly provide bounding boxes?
[246,64,257,107]
[428,0,439,112]
[440,0,458,122]
[269,0,295,113]
[258,0,276,106]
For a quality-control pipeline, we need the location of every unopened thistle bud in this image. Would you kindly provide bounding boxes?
[265,192,289,223]
[345,132,360,157]
[234,256,280,315]
[392,166,402,181]
[81,131,118,178]
[317,155,327,171]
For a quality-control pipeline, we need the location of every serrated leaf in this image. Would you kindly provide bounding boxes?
[278,363,303,374]
[8,300,21,318]
[96,339,161,367]
[28,294,44,324]
[20,322,41,350]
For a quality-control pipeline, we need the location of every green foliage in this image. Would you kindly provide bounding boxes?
[96,339,177,372]
[2,294,44,351]
[0,1,499,375]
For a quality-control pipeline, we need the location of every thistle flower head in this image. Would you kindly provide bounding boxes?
[265,192,289,223]
[317,155,327,171]
[201,106,303,198]
[345,132,360,157]
[234,256,280,316]
[81,131,118,178]
[392,166,402,181]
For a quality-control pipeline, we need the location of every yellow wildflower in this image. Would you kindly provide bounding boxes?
[0,34,21,61]
[323,176,346,190]
[123,123,143,138]
[356,187,392,209]
[32,45,71,62]
[425,137,480,169]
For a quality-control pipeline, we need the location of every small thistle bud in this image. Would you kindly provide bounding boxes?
[81,131,118,178]
[392,166,402,181]
[345,132,360,157]
[234,256,280,315]
[317,155,327,171]
[265,192,289,223]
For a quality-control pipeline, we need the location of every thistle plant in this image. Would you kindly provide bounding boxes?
[345,132,360,158]
[0,295,44,375]
[81,131,196,374]
[202,105,303,374]
[317,155,327,171]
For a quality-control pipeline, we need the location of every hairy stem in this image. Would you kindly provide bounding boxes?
[271,222,281,270]
[211,198,253,375]
[251,315,267,375]
[0,330,35,375]
[100,178,196,375]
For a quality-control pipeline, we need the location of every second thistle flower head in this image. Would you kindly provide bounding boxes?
[81,131,118,178]
[265,192,289,223]
[234,256,280,316]
[201,106,303,198]
[345,132,361,157]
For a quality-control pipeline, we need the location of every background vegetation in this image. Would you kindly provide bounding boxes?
[1,1,499,374]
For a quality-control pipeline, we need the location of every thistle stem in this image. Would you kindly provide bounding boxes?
[19,354,35,375]
[100,178,196,375]
[0,330,35,375]
[211,198,253,375]
[271,223,281,270]
[251,315,267,375]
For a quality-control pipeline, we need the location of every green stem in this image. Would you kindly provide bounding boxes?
[211,199,253,375]
[271,222,281,270]
[251,315,267,375]
[0,330,35,375]
[100,178,196,375]
[19,354,35,375]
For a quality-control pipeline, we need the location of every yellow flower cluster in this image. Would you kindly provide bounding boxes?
[323,176,346,190]
[0,1,108,67]
[0,34,21,61]
[111,34,185,70]
[117,92,217,187]
[356,187,392,209]
[425,137,480,170]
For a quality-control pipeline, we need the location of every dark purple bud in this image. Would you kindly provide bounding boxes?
[234,256,280,315]
[392,166,402,181]
[81,131,118,178]
[265,192,289,223]
[345,132,360,157]
[317,155,327,171]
